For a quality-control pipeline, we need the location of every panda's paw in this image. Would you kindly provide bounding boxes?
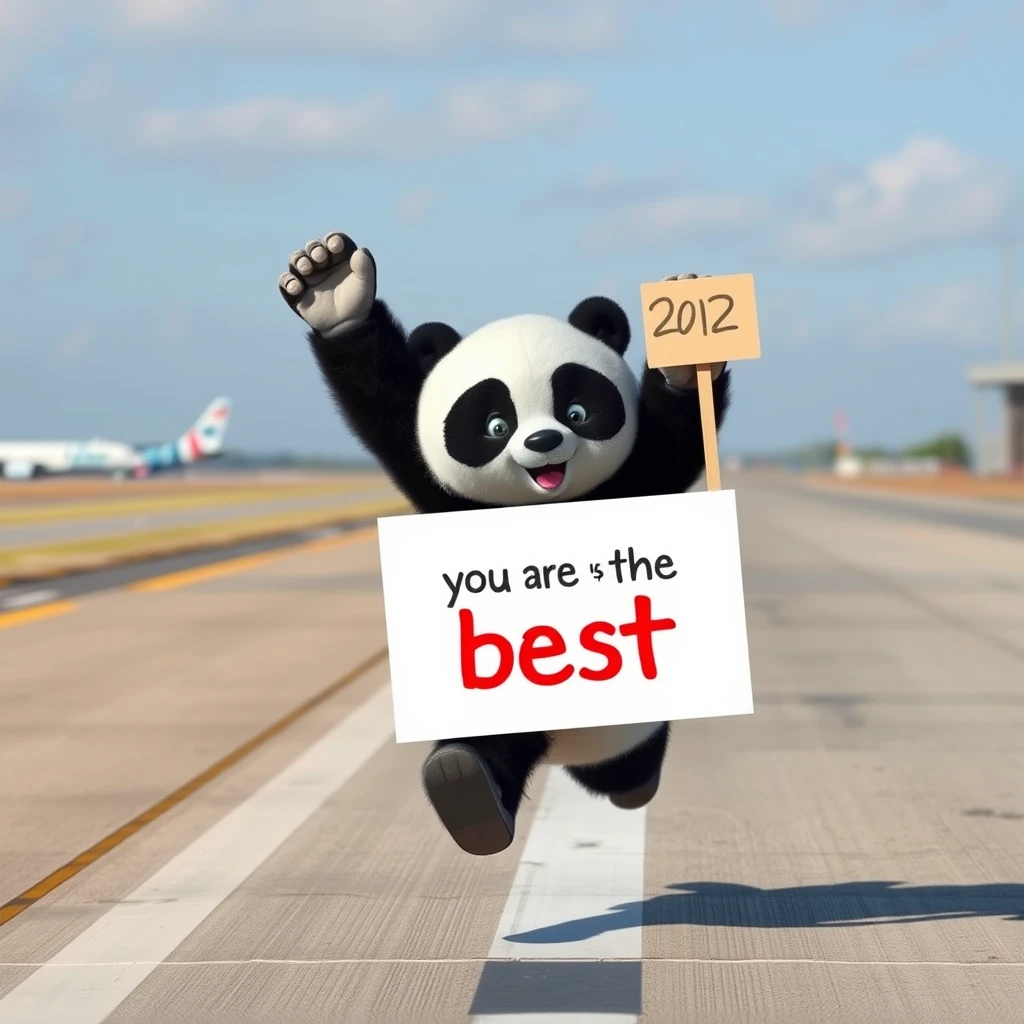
[278,232,377,338]
[422,744,515,856]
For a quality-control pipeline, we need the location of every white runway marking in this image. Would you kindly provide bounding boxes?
[472,768,647,1023]
[5,958,1023,969]
[0,686,394,1024]
[488,770,647,959]
[1,589,59,610]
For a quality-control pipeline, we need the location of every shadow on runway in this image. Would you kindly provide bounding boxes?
[503,881,1024,944]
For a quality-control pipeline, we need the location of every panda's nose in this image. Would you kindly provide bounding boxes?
[523,429,564,453]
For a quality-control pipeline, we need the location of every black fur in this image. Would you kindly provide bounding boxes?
[552,363,627,441]
[308,302,477,514]
[408,321,461,374]
[565,723,670,797]
[308,294,730,841]
[568,295,631,355]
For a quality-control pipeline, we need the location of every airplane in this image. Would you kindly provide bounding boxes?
[0,397,232,480]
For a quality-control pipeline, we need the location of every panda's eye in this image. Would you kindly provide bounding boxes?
[485,415,510,438]
[566,403,587,425]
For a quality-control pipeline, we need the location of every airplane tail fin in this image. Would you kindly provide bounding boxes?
[180,396,232,460]
[136,397,232,475]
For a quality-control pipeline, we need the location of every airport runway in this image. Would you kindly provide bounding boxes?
[1,474,1023,1023]
[0,479,399,551]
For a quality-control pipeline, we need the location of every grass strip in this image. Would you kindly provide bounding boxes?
[0,498,410,585]
[0,481,379,527]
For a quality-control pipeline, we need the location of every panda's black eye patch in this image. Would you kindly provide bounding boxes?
[444,378,518,468]
[552,363,625,442]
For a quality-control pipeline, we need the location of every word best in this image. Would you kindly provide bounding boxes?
[376,489,754,744]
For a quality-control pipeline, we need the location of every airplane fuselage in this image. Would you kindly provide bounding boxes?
[0,397,231,480]
[0,440,142,478]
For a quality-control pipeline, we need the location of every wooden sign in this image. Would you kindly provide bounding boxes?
[377,490,753,744]
[639,273,761,491]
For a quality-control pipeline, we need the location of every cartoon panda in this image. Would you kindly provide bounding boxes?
[279,231,731,857]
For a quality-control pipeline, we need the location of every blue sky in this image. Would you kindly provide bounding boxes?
[0,0,1021,460]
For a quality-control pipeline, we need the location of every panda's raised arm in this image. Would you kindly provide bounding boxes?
[280,232,473,513]
[617,364,733,498]
[306,302,468,514]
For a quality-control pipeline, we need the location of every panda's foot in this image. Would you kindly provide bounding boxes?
[422,744,515,856]
[609,767,661,810]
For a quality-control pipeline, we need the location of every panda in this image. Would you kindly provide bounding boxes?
[279,230,731,857]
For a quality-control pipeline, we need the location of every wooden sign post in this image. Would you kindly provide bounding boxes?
[640,274,762,491]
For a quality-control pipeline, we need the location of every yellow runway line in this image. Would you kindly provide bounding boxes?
[0,600,77,631]
[0,646,390,929]
[131,525,379,593]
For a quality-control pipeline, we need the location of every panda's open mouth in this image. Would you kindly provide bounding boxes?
[527,462,567,491]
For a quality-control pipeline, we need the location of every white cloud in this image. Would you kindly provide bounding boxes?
[525,164,689,212]
[526,164,759,248]
[107,0,225,30]
[138,81,590,157]
[624,194,759,236]
[0,0,46,36]
[5,0,624,55]
[397,187,435,222]
[443,81,587,142]
[786,137,1014,259]
[868,281,992,346]
[582,191,759,252]
[766,0,944,28]
[1,0,472,52]
[139,95,394,153]
[130,0,478,52]
[502,1,622,51]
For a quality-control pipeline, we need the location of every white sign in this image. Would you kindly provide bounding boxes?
[376,490,753,744]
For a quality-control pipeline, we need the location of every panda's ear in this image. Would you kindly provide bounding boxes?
[408,322,461,373]
[567,296,630,355]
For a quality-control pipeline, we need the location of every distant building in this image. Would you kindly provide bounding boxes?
[967,363,1024,476]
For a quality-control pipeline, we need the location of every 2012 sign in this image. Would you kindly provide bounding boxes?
[641,273,761,370]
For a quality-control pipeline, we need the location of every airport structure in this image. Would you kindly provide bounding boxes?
[967,363,1024,475]
[968,247,1020,476]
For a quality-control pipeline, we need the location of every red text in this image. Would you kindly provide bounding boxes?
[459,596,676,690]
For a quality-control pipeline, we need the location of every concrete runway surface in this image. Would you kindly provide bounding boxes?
[1,474,1023,1023]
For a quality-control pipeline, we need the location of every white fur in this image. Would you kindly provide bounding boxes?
[416,313,639,506]
[545,722,663,766]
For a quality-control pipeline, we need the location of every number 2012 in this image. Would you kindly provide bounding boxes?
[648,293,738,338]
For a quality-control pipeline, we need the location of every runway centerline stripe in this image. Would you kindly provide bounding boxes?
[470,768,647,1023]
[0,646,389,930]
[130,525,379,592]
[0,683,395,1024]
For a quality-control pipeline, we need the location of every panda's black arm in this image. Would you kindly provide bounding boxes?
[306,300,462,514]
[607,365,733,498]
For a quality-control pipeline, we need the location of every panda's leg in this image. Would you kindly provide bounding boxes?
[421,732,550,856]
[564,722,670,810]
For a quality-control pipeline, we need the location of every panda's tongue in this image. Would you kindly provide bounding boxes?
[534,465,565,490]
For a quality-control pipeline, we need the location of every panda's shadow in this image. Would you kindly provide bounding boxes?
[502,881,1024,944]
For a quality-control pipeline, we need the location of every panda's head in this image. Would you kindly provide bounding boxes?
[412,297,639,507]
